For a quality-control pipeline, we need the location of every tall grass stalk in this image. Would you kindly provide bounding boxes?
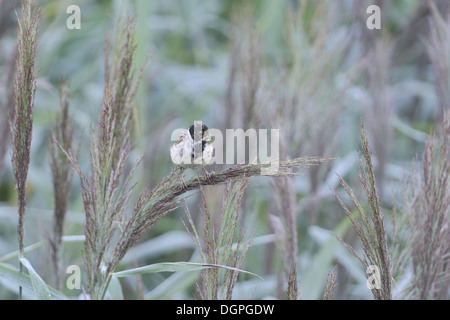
[184,178,252,300]
[104,12,145,165]
[56,11,143,299]
[48,81,75,289]
[331,120,392,300]
[9,0,39,299]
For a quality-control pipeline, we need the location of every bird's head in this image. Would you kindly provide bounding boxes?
[189,123,209,141]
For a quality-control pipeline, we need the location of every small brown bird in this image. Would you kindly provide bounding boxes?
[170,123,214,187]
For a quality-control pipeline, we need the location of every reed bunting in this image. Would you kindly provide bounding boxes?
[170,123,214,186]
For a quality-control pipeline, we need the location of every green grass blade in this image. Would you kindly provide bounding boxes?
[0,262,67,300]
[302,218,351,300]
[0,263,35,293]
[19,257,51,300]
[105,275,124,300]
[114,261,262,279]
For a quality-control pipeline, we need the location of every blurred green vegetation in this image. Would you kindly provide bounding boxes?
[0,0,448,299]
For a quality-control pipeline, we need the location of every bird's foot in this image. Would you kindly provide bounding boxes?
[202,167,214,183]
[177,167,188,190]
[180,177,188,190]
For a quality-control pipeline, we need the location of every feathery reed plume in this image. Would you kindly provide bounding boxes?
[61,83,138,299]
[56,10,144,298]
[184,178,252,300]
[106,167,185,269]
[48,81,75,289]
[104,12,144,166]
[323,265,337,300]
[10,0,39,255]
[173,157,331,194]
[9,0,39,299]
[107,157,330,273]
[394,110,450,299]
[331,120,392,300]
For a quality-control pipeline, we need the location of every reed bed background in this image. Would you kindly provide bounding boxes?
[0,0,448,300]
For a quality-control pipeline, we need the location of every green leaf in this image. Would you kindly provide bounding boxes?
[302,218,351,300]
[114,261,262,279]
[19,257,52,300]
[0,262,67,300]
[0,263,35,293]
[105,275,124,300]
